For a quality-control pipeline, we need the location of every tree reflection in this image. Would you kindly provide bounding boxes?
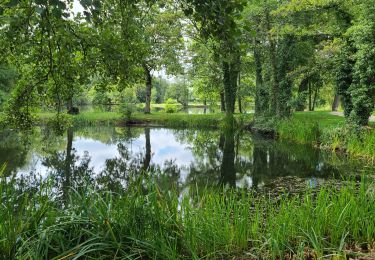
[0,130,30,176]
[96,127,181,192]
[143,128,151,171]
[219,127,236,187]
[42,128,94,200]
[1,125,357,197]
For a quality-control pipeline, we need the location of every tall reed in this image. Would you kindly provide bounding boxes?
[1,171,374,259]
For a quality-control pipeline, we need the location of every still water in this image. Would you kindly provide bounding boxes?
[0,126,373,193]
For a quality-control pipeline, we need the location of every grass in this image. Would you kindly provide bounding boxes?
[126,113,253,128]
[36,111,253,129]
[277,111,346,144]
[149,102,207,109]
[275,111,375,160]
[37,111,122,124]
[1,166,374,259]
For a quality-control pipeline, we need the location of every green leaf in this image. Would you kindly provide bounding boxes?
[34,0,47,5]
[80,0,92,8]
[5,0,19,8]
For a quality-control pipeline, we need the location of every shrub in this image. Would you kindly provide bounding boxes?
[120,91,138,120]
[292,91,308,111]
[165,98,178,113]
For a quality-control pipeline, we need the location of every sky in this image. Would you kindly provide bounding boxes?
[72,0,84,15]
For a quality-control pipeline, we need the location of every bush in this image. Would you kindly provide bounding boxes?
[120,103,136,120]
[165,98,178,113]
[251,116,278,134]
[120,90,138,120]
[292,91,308,111]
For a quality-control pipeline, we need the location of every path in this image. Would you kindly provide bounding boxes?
[330,111,375,122]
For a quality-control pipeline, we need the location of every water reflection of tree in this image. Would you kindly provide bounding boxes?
[96,127,181,193]
[143,128,151,171]
[177,129,223,187]
[175,128,251,188]
[249,137,341,186]
[174,128,343,190]
[42,128,94,200]
[0,130,29,176]
[5,125,365,197]
[220,129,236,187]
[37,127,349,194]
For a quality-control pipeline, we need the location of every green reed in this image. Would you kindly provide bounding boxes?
[1,170,375,259]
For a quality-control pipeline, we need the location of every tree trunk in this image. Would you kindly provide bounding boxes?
[312,87,318,111]
[254,37,266,116]
[295,78,308,111]
[266,10,278,115]
[308,83,312,111]
[238,95,242,114]
[220,91,226,112]
[222,54,240,115]
[67,97,73,112]
[332,94,340,111]
[203,99,207,114]
[238,72,242,114]
[223,61,233,113]
[143,64,152,114]
[66,97,79,114]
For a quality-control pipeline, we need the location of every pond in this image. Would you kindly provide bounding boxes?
[0,126,374,194]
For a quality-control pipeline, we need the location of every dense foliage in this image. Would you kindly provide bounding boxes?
[0,0,375,125]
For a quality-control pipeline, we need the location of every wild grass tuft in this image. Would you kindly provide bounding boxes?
[1,168,375,259]
[273,112,375,161]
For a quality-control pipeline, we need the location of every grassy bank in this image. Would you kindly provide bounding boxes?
[36,111,253,129]
[1,172,374,259]
[272,112,375,160]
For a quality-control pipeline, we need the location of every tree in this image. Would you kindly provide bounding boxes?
[165,79,190,108]
[0,64,17,108]
[275,0,375,125]
[138,2,184,113]
[182,0,247,115]
[347,0,375,125]
[187,39,223,109]
[93,0,184,114]
[1,0,95,127]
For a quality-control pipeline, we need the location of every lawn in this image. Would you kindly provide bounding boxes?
[36,111,253,128]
